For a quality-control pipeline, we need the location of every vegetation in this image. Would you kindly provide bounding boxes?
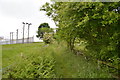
[2,1,119,79]
[2,42,113,78]
[43,32,54,44]
[2,43,44,68]
[36,23,54,44]
[0,45,2,79]
[36,23,53,39]
[41,2,120,76]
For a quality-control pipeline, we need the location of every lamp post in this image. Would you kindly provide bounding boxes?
[10,32,11,44]
[26,23,32,43]
[16,29,18,43]
[11,32,14,44]
[22,22,25,43]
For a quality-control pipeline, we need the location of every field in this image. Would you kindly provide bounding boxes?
[2,42,112,78]
[0,45,2,79]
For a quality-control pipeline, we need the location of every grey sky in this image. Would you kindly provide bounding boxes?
[0,0,56,41]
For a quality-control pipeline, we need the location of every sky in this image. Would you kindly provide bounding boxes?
[0,0,56,42]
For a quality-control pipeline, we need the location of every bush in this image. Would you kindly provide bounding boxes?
[3,56,56,78]
[43,32,54,44]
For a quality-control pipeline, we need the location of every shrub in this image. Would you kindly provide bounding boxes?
[3,57,56,78]
[43,32,54,44]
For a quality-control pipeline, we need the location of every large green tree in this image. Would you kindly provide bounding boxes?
[36,23,53,39]
[41,2,120,70]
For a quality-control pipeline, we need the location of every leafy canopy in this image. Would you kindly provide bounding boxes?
[40,2,120,69]
[36,23,53,39]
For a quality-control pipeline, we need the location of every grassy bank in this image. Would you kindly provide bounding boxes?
[2,42,112,78]
[2,43,44,68]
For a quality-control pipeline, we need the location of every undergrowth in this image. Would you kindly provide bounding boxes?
[2,42,112,78]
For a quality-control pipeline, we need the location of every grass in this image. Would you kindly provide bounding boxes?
[2,43,44,68]
[2,41,112,78]
[0,45,2,79]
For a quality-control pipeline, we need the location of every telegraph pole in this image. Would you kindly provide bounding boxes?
[22,22,25,43]
[16,29,18,43]
[26,23,32,43]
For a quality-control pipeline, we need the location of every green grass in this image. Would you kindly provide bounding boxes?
[2,42,112,78]
[0,45,2,79]
[2,43,44,68]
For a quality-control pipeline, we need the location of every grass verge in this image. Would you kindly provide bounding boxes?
[2,42,112,78]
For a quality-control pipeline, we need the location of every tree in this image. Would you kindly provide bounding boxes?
[36,22,54,44]
[40,2,120,69]
[36,23,52,39]
[43,32,54,44]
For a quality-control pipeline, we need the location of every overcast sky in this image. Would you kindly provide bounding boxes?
[0,0,56,42]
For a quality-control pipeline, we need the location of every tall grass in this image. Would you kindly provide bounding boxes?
[0,45,2,79]
[2,42,112,78]
[2,43,44,68]
[48,41,112,78]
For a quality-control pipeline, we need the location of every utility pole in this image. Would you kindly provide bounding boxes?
[16,29,18,43]
[26,23,32,43]
[22,22,25,43]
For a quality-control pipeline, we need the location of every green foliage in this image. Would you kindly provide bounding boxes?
[36,23,52,39]
[2,2,119,78]
[2,42,112,78]
[4,57,56,78]
[40,27,53,33]
[2,43,56,78]
[36,22,54,44]
[2,43,43,68]
[41,2,119,74]
[43,33,54,44]
[39,23,50,28]
[53,33,62,44]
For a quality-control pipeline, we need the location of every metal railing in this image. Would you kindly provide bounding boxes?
[0,37,34,45]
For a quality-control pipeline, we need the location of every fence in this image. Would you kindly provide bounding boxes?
[0,37,34,45]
